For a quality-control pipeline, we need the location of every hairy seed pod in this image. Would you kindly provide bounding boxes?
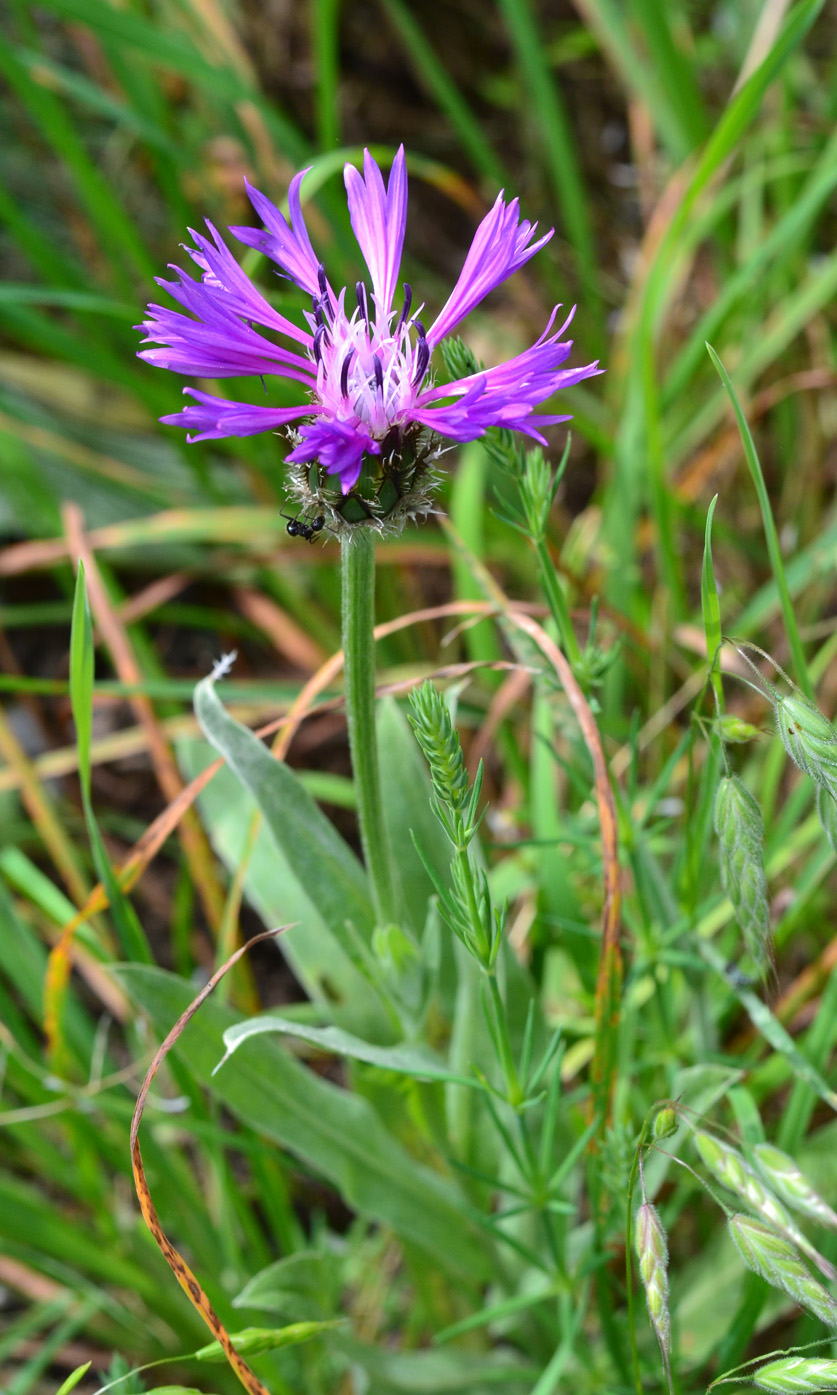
[754,1143,837,1232]
[635,1203,670,1358]
[816,786,837,855]
[729,1215,837,1326]
[698,1134,837,1280]
[714,775,771,976]
[752,1356,837,1393]
[775,693,837,801]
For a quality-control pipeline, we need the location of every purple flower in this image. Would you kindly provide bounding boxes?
[138,147,601,494]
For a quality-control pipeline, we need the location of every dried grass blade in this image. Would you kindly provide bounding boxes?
[130,925,288,1395]
[62,502,227,933]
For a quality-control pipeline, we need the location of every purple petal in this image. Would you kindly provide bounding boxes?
[231,173,322,298]
[425,193,553,346]
[184,222,311,345]
[344,146,407,317]
[406,310,603,443]
[138,280,316,382]
[287,418,381,493]
[160,388,318,442]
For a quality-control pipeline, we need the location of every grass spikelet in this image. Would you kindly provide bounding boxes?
[751,1356,837,1392]
[774,692,837,801]
[713,774,771,974]
[408,680,470,818]
[729,1216,837,1327]
[696,1132,796,1233]
[635,1201,671,1381]
[695,1133,834,1276]
[754,1144,837,1232]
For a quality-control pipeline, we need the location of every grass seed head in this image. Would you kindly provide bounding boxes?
[754,1144,837,1232]
[775,694,837,799]
[696,1133,795,1232]
[729,1216,837,1326]
[635,1202,670,1355]
[713,774,771,976]
[752,1357,837,1393]
[407,680,470,818]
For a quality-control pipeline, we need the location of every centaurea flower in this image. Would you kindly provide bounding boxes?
[139,147,601,533]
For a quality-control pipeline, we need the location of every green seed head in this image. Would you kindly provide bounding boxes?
[407,681,470,819]
[696,1133,791,1230]
[752,1357,837,1393]
[713,775,771,976]
[754,1142,837,1232]
[635,1203,670,1353]
[701,1137,835,1277]
[775,693,837,797]
[729,1215,837,1326]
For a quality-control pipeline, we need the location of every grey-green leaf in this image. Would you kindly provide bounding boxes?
[220,1014,478,1087]
[194,674,375,939]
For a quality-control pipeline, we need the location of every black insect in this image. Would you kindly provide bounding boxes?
[281,511,326,543]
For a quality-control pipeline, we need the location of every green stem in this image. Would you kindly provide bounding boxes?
[341,531,399,926]
[485,970,522,1105]
[534,537,582,666]
[626,1116,653,1395]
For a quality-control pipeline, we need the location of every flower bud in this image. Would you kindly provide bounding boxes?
[718,714,762,744]
[653,1106,677,1141]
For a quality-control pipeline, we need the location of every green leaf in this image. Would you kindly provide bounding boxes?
[377,697,453,938]
[220,1014,478,1087]
[700,940,837,1112]
[70,565,151,963]
[69,562,94,794]
[235,1251,336,1320]
[54,1362,91,1395]
[702,493,723,708]
[194,674,375,940]
[336,1336,533,1393]
[116,963,491,1282]
[179,736,388,1036]
[706,343,811,698]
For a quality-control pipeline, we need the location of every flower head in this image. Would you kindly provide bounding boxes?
[139,147,601,529]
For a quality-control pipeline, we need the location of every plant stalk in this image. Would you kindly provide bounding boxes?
[534,537,581,666]
[341,530,399,926]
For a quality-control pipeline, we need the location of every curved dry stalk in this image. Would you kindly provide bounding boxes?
[130,925,288,1395]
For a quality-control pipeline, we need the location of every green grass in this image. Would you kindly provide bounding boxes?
[2,2,837,1393]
